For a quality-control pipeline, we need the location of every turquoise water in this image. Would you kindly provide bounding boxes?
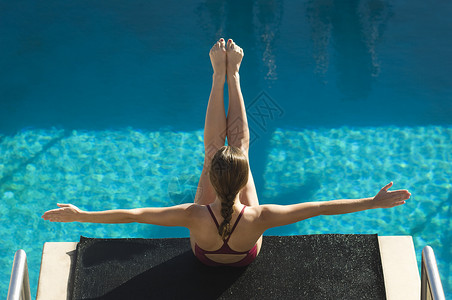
[1,126,450,297]
[1,0,451,298]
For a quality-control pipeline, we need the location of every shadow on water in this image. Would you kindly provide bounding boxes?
[196,0,259,76]
[306,0,392,100]
[409,192,451,237]
[0,130,70,189]
[262,172,321,206]
[261,173,321,235]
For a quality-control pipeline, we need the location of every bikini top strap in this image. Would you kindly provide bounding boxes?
[207,204,220,228]
[224,205,246,242]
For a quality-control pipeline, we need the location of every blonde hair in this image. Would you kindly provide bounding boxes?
[209,146,249,239]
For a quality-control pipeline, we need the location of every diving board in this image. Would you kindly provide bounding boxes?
[36,235,420,299]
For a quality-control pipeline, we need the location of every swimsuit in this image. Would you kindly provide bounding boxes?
[195,204,258,267]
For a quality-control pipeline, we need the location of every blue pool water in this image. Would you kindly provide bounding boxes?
[0,0,451,298]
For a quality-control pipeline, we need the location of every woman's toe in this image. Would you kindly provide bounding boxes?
[219,38,226,50]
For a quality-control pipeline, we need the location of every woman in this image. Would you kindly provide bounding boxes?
[42,39,411,267]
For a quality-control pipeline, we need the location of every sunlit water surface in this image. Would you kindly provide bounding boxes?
[0,0,451,298]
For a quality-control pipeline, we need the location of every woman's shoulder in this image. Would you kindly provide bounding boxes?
[243,205,264,221]
[184,203,216,222]
[183,203,207,214]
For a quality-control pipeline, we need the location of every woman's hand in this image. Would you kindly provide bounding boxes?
[42,203,82,222]
[372,182,411,208]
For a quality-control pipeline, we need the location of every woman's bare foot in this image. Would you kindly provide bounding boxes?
[226,39,244,76]
[209,38,227,78]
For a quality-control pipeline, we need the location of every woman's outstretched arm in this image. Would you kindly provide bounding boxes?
[42,203,196,227]
[257,182,411,230]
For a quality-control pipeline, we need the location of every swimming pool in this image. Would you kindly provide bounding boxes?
[1,0,451,298]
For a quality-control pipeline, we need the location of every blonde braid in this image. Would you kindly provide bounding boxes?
[218,194,235,239]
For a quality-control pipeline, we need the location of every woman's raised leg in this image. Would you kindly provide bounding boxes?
[226,39,259,207]
[194,39,227,205]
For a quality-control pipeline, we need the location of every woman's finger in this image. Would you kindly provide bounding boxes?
[390,190,411,200]
[382,182,393,191]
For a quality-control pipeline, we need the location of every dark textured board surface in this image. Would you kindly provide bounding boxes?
[71,234,386,300]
